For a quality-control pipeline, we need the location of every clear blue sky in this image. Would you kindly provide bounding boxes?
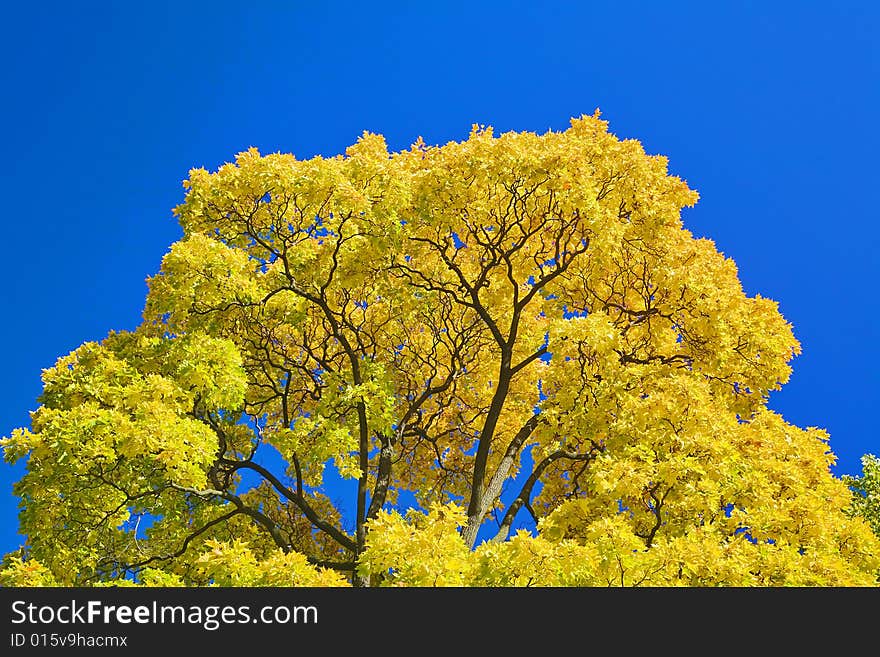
[1,1,878,556]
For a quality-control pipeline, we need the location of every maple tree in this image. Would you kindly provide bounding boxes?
[845,455,880,541]
[3,114,878,587]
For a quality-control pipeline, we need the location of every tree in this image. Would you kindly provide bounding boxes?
[2,113,878,587]
[845,454,880,541]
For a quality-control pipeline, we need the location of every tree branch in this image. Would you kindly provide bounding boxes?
[492,445,602,542]
[221,460,357,553]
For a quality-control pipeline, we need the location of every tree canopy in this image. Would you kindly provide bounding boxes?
[3,113,878,586]
[845,455,880,542]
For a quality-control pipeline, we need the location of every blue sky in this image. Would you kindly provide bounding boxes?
[1,1,877,555]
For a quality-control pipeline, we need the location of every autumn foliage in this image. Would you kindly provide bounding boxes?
[3,114,878,586]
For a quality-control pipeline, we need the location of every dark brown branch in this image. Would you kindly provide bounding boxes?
[366,433,395,520]
[462,352,514,547]
[169,482,290,552]
[95,509,241,577]
[408,235,507,348]
[511,344,549,375]
[222,460,357,553]
[635,485,672,548]
[473,414,543,534]
[493,446,601,542]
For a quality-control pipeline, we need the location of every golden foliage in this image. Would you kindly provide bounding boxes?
[3,114,876,586]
